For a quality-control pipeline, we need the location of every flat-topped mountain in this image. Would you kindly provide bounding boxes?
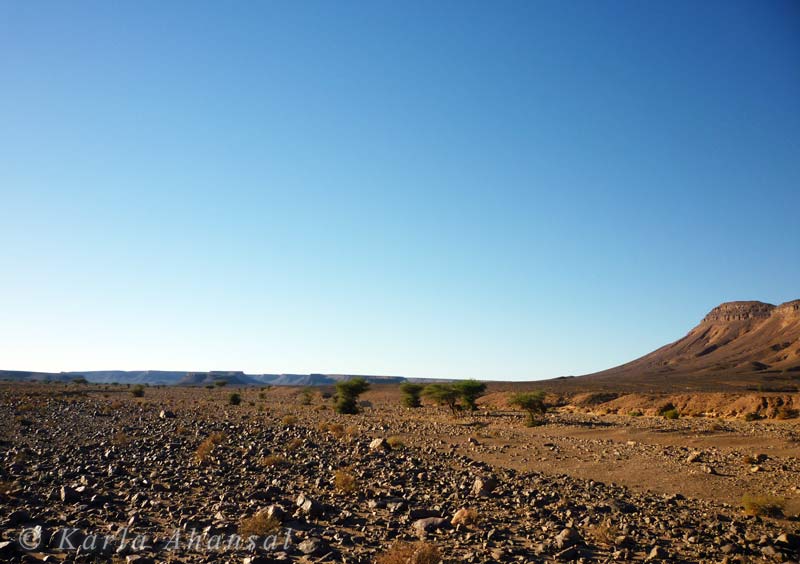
[570,299,800,391]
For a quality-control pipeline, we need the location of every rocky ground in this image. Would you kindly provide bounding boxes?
[0,383,798,563]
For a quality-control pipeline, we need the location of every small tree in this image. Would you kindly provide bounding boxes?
[335,378,370,414]
[72,376,88,385]
[509,391,547,426]
[422,384,460,416]
[214,380,228,387]
[453,379,487,411]
[399,382,424,408]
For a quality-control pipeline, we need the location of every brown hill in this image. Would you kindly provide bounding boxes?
[557,299,800,392]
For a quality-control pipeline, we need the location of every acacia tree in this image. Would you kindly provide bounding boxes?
[422,384,460,415]
[335,378,370,414]
[452,379,487,411]
[509,391,547,426]
[399,382,424,408]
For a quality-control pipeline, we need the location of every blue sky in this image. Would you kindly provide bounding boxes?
[1,1,798,379]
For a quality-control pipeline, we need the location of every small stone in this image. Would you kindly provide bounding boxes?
[471,475,498,497]
[412,517,448,535]
[298,538,327,556]
[555,527,581,549]
[647,545,669,560]
[60,486,79,503]
[369,438,390,451]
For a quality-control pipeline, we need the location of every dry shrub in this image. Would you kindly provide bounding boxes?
[376,541,441,564]
[334,469,357,493]
[387,436,405,448]
[315,404,328,411]
[261,455,290,468]
[239,510,281,537]
[327,423,346,439]
[112,431,130,446]
[741,494,785,517]
[285,438,303,451]
[281,415,298,426]
[451,507,479,526]
[588,519,619,546]
[195,432,226,463]
[776,405,799,420]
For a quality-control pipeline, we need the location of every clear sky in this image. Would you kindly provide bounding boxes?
[1,1,798,380]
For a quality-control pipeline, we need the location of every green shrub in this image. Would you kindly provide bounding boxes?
[452,379,487,411]
[509,391,547,426]
[741,494,785,517]
[662,408,680,420]
[422,384,460,415]
[335,378,370,414]
[399,382,424,408]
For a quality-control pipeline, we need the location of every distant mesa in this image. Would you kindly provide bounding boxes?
[0,369,410,387]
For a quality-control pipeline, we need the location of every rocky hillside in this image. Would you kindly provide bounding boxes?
[571,300,800,391]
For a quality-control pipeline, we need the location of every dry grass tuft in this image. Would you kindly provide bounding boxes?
[741,494,785,517]
[261,454,290,468]
[285,438,303,451]
[239,510,281,537]
[112,431,130,446]
[451,507,479,527]
[587,519,619,546]
[334,469,357,493]
[195,432,226,464]
[375,541,441,564]
[327,423,346,439]
[281,415,298,426]
[387,435,405,448]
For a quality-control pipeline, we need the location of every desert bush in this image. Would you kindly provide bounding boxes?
[131,385,145,398]
[214,380,228,387]
[422,384,461,415]
[228,392,242,406]
[299,387,314,406]
[776,405,799,420]
[741,494,785,517]
[239,510,280,537]
[195,432,226,463]
[261,454,290,468]
[281,415,298,426]
[327,423,346,439]
[286,438,303,451]
[72,376,88,385]
[112,431,131,446]
[387,435,405,448]
[588,519,619,546]
[453,379,487,411]
[662,408,680,420]
[743,412,762,421]
[509,391,547,426]
[334,469,357,493]
[399,382,425,408]
[451,507,479,526]
[376,541,441,564]
[335,378,370,414]
[628,409,643,417]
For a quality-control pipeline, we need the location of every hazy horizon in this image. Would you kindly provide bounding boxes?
[2,2,798,380]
